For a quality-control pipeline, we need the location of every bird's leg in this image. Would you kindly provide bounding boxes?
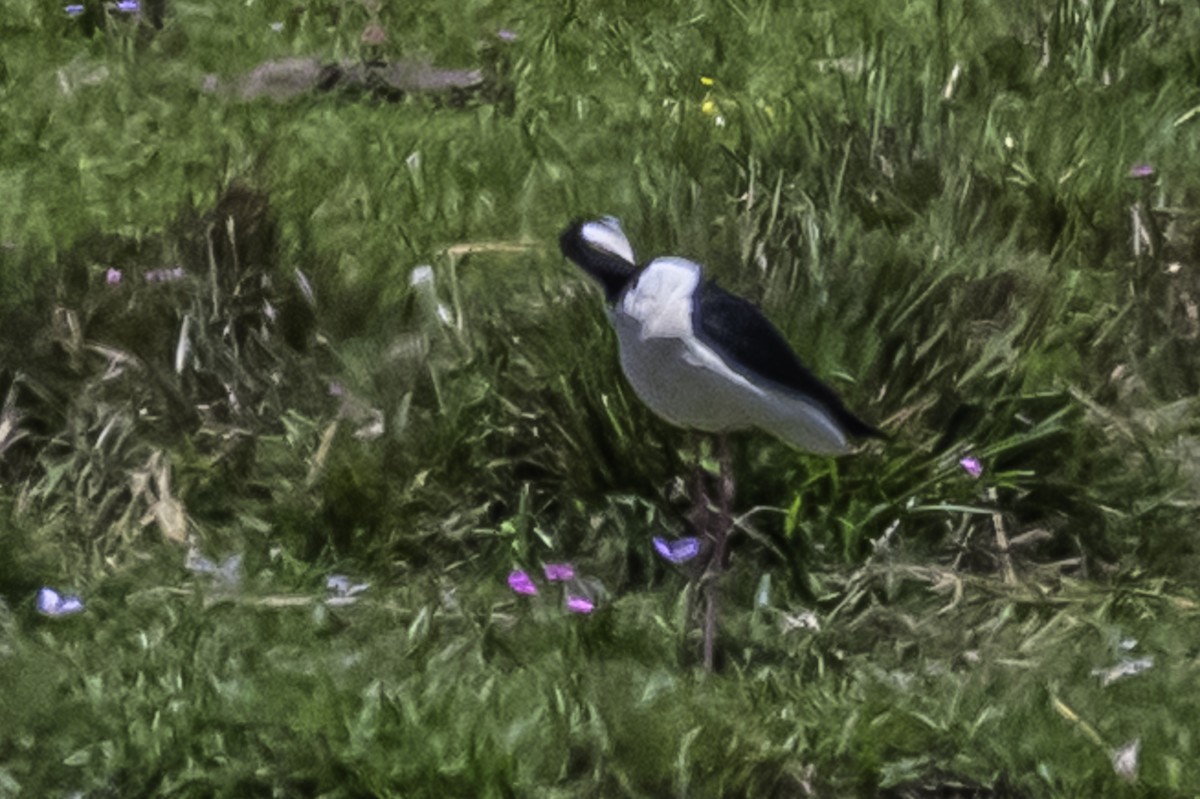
[685,432,714,538]
[715,433,735,565]
[681,432,714,651]
[702,433,735,671]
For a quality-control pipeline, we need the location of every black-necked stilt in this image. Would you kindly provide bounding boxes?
[561,216,882,669]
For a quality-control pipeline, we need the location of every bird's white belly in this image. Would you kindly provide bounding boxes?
[612,320,850,454]
[615,328,756,432]
[609,256,853,455]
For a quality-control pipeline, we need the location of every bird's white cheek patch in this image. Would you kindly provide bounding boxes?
[581,217,635,264]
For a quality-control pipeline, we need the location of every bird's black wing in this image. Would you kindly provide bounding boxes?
[694,281,883,440]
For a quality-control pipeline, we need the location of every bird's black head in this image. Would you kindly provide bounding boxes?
[559,217,638,304]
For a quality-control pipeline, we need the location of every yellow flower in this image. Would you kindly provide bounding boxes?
[700,75,715,86]
[701,99,718,116]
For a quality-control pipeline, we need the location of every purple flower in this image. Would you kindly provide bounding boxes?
[543,562,575,582]
[36,587,85,617]
[653,536,700,564]
[105,268,122,285]
[565,594,594,614]
[65,4,85,16]
[959,456,983,478]
[1129,163,1154,179]
[507,569,538,596]
[115,0,139,12]
[497,28,518,42]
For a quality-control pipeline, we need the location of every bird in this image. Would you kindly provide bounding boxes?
[560,215,882,669]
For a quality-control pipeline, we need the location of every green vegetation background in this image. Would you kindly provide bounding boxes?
[1,0,1199,795]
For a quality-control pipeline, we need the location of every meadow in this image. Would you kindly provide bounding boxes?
[2,0,1199,795]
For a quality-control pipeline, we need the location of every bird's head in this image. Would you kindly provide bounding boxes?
[559,216,638,303]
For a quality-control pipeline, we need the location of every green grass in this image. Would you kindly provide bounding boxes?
[2,0,1200,795]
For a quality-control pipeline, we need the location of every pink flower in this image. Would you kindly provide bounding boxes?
[507,569,538,596]
[105,268,122,285]
[543,562,575,582]
[959,456,983,478]
[565,594,594,614]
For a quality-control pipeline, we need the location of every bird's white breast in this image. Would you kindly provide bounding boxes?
[618,257,700,340]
